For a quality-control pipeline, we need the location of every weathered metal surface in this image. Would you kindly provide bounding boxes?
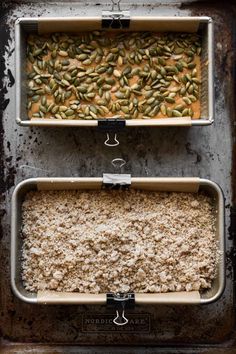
[2,344,236,354]
[0,0,236,351]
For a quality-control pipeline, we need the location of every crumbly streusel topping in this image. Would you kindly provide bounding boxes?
[21,189,218,294]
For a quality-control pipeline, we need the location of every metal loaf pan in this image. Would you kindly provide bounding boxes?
[11,177,225,305]
[15,16,214,127]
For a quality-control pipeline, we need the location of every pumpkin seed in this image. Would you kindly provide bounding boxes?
[162,91,169,98]
[28,72,36,79]
[147,97,155,105]
[90,105,97,114]
[64,73,71,81]
[47,102,55,112]
[107,67,114,75]
[111,103,116,113]
[77,86,87,93]
[103,84,112,91]
[181,76,188,84]
[197,47,202,55]
[61,79,70,87]
[172,110,182,117]
[33,65,41,75]
[186,50,194,57]
[175,104,185,112]
[188,108,193,117]
[58,50,68,57]
[165,65,178,74]
[105,78,115,85]
[87,84,94,93]
[144,106,152,115]
[96,66,107,74]
[118,56,123,66]
[153,93,164,101]
[65,91,72,99]
[192,78,201,85]
[160,104,167,115]
[90,111,97,119]
[106,53,114,62]
[188,95,197,102]
[65,109,74,116]
[28,53,35,63]
[115,92,126,99]
[174,47,184,54]
[145,90,153,99]
[35,88,44,95]
[51,50,57,59]
[97,99,106,105]
[150,105,160,116]
[160,67,166,76]
[121,106,130,114]
[35,78,42,85]
[188,85,194,94]
[173,75,180,83]
[41,96,47,106]
[39,105,47,113]
[59,105,68,112]
[55,94,61,104]
[32,95,40,102]
[182,108,189,116]
[123,66,132,76]
[27,31,202,120]
[166,107,172,117]
[113,69,121,78]
[183,97,192,105]
[70,104,78,110]
[60,112,67,119]
[176,62,183,72]
[105,91,111,102]
[33,48,43,56]
[165,97,175,104]
[83,59,92,65]
[188,62,196,69]
[180,87,186,96]
[52,105,59,114]
[87,92,96,98]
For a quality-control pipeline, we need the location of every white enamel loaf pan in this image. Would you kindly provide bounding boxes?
[15,16,214,127]
[11,177,225,305]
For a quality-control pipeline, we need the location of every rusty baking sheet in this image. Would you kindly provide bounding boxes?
[0,0,236,353]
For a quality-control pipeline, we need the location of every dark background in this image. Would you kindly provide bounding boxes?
[0,0,236,352]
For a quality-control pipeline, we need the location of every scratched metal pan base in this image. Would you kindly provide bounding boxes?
[11,177,225,305]
[15,16,214,127]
